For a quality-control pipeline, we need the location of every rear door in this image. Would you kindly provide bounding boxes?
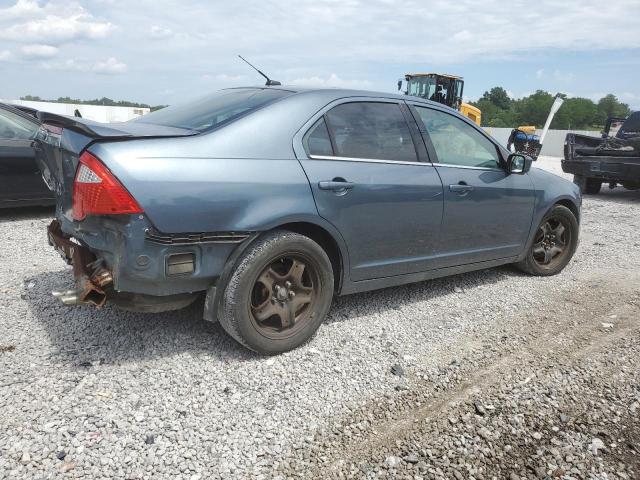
[0,107,49,203]
[410,104,535,267]
[295,99,444,281]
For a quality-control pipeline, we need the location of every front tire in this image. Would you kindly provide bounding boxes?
[219,230,334,355]
[573,175,601,194]
[515,205,579,276]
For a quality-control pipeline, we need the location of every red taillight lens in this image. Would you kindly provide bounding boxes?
[72,151,143,220]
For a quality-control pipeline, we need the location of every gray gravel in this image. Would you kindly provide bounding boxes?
[1,156,639,479]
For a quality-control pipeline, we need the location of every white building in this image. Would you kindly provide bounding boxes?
[2,99,150,123]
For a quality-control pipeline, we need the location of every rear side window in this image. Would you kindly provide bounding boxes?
[324,102,417,162]
[304,118,334,156]
[134,88,292,133]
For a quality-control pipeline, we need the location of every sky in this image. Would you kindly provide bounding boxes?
[1,0,639,108]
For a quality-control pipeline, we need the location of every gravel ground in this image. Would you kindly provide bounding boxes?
[1,156,639,479]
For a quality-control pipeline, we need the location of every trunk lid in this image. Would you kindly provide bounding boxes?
[34,113,197,218]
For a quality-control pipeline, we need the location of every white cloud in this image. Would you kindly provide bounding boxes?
[0,0,40,21]
[40,56,127,75]
[92,57,127,74]
[452,30,472,42]
[290,74,372,89]
[20,44,58,59]
[553,70,575,83]
[149,25,173,39]
[1,0,639,104]
[0,50,11,61]
[0,1,113,44]
[201,73,246,83]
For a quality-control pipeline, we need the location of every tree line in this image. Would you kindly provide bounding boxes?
[470,88,632,130]
[20,89,634,129]
[20,95,167,112]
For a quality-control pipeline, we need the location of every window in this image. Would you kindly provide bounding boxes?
[324,102,417,162]
[304,118,333,156]
[134,88,292,133]
[0,108,38,140]
[415,106,501,169]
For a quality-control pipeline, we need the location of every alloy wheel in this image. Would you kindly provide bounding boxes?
[249,254,319,339]
[532,217,571,268]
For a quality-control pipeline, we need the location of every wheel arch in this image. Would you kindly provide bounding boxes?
[554,197,580,223]
[517,195,581,263]
[275,221,346,294]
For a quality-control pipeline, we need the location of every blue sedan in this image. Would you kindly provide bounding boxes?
[36,87,581,354]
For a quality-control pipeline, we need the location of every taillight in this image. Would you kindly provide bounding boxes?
[72,151,143,220]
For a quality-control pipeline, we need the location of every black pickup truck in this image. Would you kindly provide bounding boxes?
[563,111,640,194]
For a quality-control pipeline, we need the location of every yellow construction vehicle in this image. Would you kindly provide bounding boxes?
[398,73,482,125]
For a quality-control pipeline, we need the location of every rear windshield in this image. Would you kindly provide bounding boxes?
[134,88,292,133]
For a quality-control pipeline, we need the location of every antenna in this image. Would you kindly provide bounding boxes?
[237,55,281,86]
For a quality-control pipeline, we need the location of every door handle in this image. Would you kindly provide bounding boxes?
[449,182,474,194]
[318,180,355,192]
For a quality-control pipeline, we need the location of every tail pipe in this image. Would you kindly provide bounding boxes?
[48,219,113,308]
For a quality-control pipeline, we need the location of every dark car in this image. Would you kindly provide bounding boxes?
[0,103,54,207]
[563,111,640,193]
[36,87,581,354]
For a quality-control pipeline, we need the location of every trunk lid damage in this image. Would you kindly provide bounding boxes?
[34,112,197,218]
[36,113,198,307]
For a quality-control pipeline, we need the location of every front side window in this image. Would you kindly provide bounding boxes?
[0,108,38,140]
[414,106,500,169]
[324,102,417,162]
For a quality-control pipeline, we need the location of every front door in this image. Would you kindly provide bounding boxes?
[297,100,444,281]
[0,108,49,203]
[411,105,535,267]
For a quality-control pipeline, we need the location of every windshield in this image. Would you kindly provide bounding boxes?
[407,77,436,99]
[134,88,293,132]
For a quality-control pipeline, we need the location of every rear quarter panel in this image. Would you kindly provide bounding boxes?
[88,92,341,234]
[92,146,318,234]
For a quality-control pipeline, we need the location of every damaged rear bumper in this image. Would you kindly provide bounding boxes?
[46,216,257,313]
[48,219,113,307]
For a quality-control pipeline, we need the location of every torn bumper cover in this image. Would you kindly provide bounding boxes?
[48,219,113,307]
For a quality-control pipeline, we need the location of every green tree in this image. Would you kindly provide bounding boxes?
[18,94,165,111]
[596,94,631,124]
[553,97,598,129]
[480,87,512,110]
[513,90,555,127]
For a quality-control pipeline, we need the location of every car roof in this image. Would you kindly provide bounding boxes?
[223,85,443,107]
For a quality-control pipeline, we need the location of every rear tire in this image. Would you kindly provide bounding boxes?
[515,205,579,276]
[219,230,334,355]
[573,175,601,194]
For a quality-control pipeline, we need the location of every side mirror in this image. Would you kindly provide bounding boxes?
[397,79,403,91]
[506,153,532,174]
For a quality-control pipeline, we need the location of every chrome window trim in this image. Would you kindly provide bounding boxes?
[308,154,429,167]
[431,162,505,172]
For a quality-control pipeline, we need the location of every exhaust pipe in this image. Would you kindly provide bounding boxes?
[48,220,111,308]
[52,285,107,307]
[52,289,82,305]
